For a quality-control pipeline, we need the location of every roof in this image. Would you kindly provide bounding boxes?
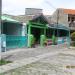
[30,14,69,31]
[30,14,50,24]
[1,16,19,23]
[48,24,69,31]
[64,9,75,15]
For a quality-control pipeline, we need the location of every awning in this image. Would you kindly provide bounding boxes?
[47,24,70,31]
[1,16,19,23]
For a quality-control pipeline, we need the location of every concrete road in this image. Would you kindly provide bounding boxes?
[1,45,68,61]
[2,46,75,75]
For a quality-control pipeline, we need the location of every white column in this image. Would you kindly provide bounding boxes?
[22,23,26,36]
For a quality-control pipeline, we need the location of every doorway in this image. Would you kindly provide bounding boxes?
[31,27,42,45]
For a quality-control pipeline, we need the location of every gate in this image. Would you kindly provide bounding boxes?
[6,35,27,49]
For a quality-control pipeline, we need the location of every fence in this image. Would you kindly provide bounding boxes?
[6,35,27,49]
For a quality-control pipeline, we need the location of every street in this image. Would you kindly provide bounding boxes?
[1,45,67,61]
[1,45,75,75]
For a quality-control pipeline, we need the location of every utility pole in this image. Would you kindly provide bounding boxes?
[45,0,60,45]
[0,0,2,57]
[56,9,59,44]
[0,0,1,34]
[57,9,59,26]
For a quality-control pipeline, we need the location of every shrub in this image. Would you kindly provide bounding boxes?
[71,32,75,46]
[71,32,75,41]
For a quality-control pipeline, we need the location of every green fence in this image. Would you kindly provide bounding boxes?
[6,35,27,49]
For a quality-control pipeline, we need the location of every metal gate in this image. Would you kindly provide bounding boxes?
[6,35,27,49]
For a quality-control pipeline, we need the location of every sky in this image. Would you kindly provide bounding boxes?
[2,0,75,15]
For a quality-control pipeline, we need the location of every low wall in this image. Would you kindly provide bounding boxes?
[6,35,28,49]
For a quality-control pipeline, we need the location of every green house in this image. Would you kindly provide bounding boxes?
[27,14,70,47]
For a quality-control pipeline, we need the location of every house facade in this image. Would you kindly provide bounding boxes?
[1,16,27,51]
[1,8,71,51]
[1,15,70,51]
[27,14,70,47]
[52,8,75,33]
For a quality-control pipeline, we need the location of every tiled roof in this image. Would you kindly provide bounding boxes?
[64,9,75,15]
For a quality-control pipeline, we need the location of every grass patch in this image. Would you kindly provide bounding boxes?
[0,59,12,66]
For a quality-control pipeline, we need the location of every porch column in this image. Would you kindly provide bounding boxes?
[28,25,31,47]
[28,25,31,34]
[67,30,70,48]
[52,29,56,45]
[22,25,25,36]
[44,28,46,35]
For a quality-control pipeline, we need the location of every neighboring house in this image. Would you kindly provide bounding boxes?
[52,8,75,33]
[1,16,27,51]
[25,8,43,15]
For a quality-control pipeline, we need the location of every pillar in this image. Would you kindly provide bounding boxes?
[0,0,1,34]
[52,28,55,45]
[28,25,31,47]
[67,30,70,48]
[44,28,46,35]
